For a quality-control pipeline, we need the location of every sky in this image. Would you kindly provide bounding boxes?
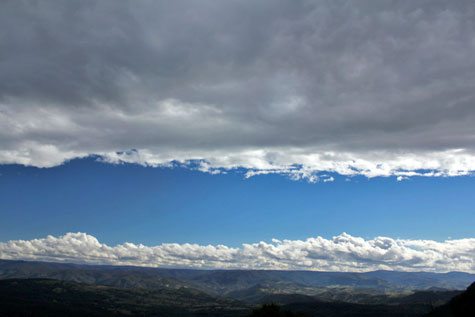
[0,0,475,272]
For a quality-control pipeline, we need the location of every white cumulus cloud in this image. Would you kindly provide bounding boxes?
[1,232,474,273]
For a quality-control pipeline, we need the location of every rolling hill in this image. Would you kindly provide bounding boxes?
[0,259,473,316]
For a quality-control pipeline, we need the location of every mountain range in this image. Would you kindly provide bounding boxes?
[1,259,474,316]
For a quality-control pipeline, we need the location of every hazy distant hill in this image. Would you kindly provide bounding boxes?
[0,259,196,290]
[1,259,473,296]
[362,270,475,290]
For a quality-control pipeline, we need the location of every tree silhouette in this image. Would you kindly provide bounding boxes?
[250,303,309,317]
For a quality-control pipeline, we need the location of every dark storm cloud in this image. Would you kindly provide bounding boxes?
[1,0,475,179]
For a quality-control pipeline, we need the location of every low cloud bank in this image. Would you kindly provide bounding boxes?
[1,233,474,273]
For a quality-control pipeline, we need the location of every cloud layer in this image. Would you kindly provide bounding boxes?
[1,232,474,273]
[1,1,475,180]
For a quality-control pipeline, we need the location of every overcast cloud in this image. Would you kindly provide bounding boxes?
[1,0,475,180]
[1,232,474,272]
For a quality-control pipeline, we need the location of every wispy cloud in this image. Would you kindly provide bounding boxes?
[1,1,475,180]
[1,232,474,273]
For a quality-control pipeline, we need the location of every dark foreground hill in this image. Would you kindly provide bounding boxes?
[0,278,469,317]
[0,278,249,317]
[427,281,475,316]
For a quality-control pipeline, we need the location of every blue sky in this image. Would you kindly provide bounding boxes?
[1,157,473,247]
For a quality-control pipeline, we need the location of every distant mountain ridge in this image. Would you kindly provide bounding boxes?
[1,259,473,295]
[0,260,475,294]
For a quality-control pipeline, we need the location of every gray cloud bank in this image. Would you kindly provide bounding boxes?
[1,0,475,180]
[1,232,474,273]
